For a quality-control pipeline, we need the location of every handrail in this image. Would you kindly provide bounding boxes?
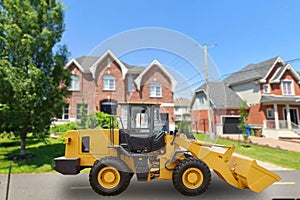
[290,121,300,135]
[263,120,288,129]
[290,121,300,129]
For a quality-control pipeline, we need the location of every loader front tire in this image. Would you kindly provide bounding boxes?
[89,157,131,196]
[172,158,211,196]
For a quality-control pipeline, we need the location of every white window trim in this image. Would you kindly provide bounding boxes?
[150,82,162,98]
[266,108,274,118]
[61,104,69,120]
[263,84,270,93]
[103,75,115,91]
[281,79,294,95]
[69,75,80,91]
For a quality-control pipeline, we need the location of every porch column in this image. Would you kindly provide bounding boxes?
[273,103,279,129]
[286,104,292,130]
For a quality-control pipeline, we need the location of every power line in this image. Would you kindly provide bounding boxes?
[221,57,300,79]
[174,56,300,95]
[175,79,205,93]
[286,57,300,63]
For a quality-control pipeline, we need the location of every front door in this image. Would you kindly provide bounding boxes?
[284,108,299,125]
[100,101,117,115]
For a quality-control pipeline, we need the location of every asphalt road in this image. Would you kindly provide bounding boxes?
[0,171,299,200]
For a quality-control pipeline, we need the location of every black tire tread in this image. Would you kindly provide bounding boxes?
[172,157,211,196]
[89,156,131,196]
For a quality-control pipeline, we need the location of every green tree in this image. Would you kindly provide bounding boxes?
[0,0,70,155]
[77,99,91,129]
[238,101,249,143]
[77,108,118,130]
[176,121,191,133]
[93,111,118,129]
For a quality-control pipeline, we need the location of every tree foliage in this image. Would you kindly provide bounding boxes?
[238,101,249,142]
[0,0,70,155]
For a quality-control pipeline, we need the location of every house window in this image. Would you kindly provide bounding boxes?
[266,108,274,118]
[69,75,80,91]
[103,75,115,91]
[150,82,162,97]
[62,104,69,119]
[128,77,134,93]
[263,84,270,93]
[76,103,88,120]
[282,80,294,95]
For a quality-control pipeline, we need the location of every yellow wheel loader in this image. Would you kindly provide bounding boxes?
[54,102,280,196]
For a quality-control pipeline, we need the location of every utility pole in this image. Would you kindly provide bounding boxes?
[203,44,214,139]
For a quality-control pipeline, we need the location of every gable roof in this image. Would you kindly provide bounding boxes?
[134,59,177,91]
[192,82,245,109]
[64,56,100,73]
[64,50,177,92]
[269,64,300,84]
[90,50,128,79]
[64,58,85,73]
[75,56,100,72]
[224,56,281,86]
[122,62,146,75]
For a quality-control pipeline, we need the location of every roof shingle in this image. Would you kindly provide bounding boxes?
[197,82,245,109]
[224,56,280,86]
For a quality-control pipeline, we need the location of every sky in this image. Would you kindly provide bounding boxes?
[60,0,300,97]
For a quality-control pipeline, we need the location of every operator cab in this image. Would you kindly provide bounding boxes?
[119,103,166,153]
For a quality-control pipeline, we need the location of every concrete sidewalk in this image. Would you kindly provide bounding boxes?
[219,135,300,153]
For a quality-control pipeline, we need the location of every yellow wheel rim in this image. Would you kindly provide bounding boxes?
[98,166,121,189]
[182,167,203,189]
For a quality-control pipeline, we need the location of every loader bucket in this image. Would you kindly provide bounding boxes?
[228,156,281,192]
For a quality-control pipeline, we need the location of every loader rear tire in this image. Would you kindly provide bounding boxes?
[89,157,131,196]
[172,157,211,196]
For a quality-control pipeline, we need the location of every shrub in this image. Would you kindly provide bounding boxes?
[50,122,77,134]
[93,111,118,129]
[176,121,191,133]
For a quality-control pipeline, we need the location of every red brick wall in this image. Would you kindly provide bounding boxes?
[282,72,300,95]
[66,57,175,124]
[271,84,281,95]
[93,57,126,110]
[67,65,96,119]
[248,104,263,125]
[140,65,173,102]
[261,66,300,96]
[191,108,242,133]
[191,109,218,133]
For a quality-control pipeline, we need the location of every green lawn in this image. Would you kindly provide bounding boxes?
[0,136,65,174]
[194,133,300,170]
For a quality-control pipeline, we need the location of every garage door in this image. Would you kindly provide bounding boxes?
[223,117,240,134]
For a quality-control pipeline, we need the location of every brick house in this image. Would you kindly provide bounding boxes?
[190,82,244,135]
[61,50,177,130]
[190,56,300,139]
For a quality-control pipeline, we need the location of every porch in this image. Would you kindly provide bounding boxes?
[259,95,300,138]
[260,95,300,138]
[263,120,300,130]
